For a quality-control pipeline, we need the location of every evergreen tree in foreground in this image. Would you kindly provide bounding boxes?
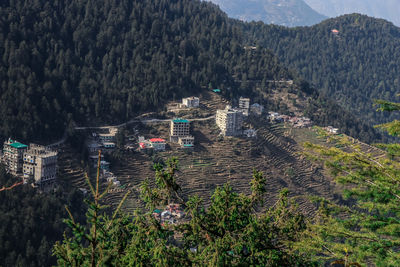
[53,157,315,266]
[299,99,400,266]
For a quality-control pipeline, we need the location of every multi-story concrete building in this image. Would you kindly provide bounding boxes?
[98,128,118,142]
[178,136,194,148]
[239,97,250,116]
[2,138,28,175]
[216,106,243,136]
[23,144,57,186]
[170,119,191,142]
[182,97,200,108]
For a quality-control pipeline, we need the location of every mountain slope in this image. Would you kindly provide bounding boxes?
[209,0,327,26]
[246,14,400,128]
[304,0,400,26]
[0,0,380,144]
[0,0,289,142]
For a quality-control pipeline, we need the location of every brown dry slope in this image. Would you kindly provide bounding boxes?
[57,91,340,213]
[102,119,338,214]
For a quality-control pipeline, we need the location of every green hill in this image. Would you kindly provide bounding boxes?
[0,0,288,142]
[245,14,400,127]
[0,1,382,144]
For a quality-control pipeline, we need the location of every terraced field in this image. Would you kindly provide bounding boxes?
[65,120,339,214]
[57,92,382,214]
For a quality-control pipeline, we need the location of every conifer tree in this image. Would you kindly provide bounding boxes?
[54,156,315,266]
[298,99,400,266]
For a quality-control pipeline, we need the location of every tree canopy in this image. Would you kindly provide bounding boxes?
[246,14,400,129]
[54,158,316,266]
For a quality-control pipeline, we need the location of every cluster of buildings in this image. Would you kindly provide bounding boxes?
[1,138,58,187]
[153,203,185,224]
[87,128,118,154]
[86,129,122,187]
[216,97,264,137]
[267,112,313,128]
[138,118,194,153]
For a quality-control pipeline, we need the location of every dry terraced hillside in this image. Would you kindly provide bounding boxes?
[57,92,384,214]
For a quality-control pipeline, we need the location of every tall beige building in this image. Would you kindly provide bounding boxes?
[23,144,57,186]
[216,106,243,136]
[170,119,191,142]
[2,138,28,175]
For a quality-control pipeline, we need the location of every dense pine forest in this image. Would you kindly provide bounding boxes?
[0,0,289,142]
[246,14,400,126]
[0,0,381,144]
[0,165,85,266]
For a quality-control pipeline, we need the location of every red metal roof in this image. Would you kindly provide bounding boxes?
[150,138,165,143]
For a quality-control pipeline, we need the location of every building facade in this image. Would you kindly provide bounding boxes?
[23,144,57,186]
[239,97,250,116]
[2,138,28,175]
[149,138,166,151]
[216,106,243,136]
[182,97,200,108]
[170,119,191,142]
[178,136,194,148]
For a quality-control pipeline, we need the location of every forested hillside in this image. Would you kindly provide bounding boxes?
[0,0,381,144]
[0,0,291,142]
[246,14,400,126]
[0,165,85,266]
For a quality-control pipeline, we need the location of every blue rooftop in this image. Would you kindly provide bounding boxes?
[172,119,189,123]
[213,89,221,93]
[10,142,27,149]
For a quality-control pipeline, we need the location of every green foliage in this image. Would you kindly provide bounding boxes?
[0,164,85,267]
[54,158,316,266]
[0,0,291,142]
[300,99,400,266]
[247,14,400,132]
[0,0,377,145]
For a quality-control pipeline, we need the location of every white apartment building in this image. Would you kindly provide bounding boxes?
[23,144,57,186]
[182,97,199,108]
[216,106,243,136]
